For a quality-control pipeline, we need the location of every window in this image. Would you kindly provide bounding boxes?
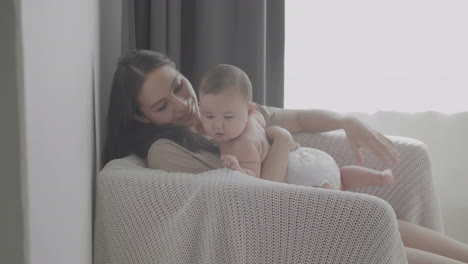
[285,1,468,113]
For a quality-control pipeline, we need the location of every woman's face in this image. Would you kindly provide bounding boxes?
[135,65,199,128]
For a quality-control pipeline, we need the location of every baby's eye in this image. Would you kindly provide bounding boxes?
[205,115,214,119]
[224,116,234,119]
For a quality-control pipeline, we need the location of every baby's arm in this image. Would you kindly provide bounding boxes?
[260,126,299,182]
[221,143,262,178]
[221,154,261,178]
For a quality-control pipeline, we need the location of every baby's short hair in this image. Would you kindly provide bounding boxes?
[199,64,253,102]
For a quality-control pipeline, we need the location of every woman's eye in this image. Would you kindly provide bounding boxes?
[157,103,167,112]
[225,116,234,119]
[205,115,214,119]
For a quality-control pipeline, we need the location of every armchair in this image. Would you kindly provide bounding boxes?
[94,131,444,263]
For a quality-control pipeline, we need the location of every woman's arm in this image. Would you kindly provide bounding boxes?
[268,108,346,134]
[266,107,400,166]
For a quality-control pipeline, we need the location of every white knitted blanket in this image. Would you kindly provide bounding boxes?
[94,131,444,264]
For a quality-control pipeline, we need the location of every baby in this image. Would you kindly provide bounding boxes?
[198,64,395,190]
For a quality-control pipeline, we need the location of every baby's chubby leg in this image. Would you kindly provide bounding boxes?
[340,166,395,191]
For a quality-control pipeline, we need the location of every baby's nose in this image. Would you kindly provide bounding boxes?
[215,120,223,129]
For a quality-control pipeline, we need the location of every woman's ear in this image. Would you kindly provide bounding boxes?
[133,113,151,124]
[247,103,256,117]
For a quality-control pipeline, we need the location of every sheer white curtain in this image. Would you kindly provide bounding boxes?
[285,0,467,113]
[285,0,468,243]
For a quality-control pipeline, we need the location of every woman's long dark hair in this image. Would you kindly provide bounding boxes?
[102,50,218,166]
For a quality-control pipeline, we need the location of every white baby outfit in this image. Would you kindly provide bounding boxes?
[286,147,341,190]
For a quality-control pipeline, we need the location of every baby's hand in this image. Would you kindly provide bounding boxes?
[221,155,242,171]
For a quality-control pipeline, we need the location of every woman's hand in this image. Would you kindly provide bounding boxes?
[342,116,400,166]
[265,126,300,151]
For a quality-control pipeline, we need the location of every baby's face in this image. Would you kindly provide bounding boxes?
[199,85,251,142]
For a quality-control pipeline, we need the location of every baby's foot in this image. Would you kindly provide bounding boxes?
[380,169,395,186]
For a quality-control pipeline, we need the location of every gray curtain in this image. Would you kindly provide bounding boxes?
[122,0,284,107]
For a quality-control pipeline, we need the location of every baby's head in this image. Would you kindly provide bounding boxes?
[199,64,256,142]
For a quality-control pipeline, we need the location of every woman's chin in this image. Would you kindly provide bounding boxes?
[175,119,197,129]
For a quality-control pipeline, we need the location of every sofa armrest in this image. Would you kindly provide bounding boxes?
[293,131,445,233]
[94,160,406,264]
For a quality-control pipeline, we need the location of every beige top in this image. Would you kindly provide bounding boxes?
[147,104,281,173]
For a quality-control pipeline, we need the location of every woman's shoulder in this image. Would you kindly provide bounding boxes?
[147,138,188,161]
[255,103,284,127]
[149,138,180,149]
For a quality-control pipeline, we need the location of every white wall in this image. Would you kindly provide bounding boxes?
[19,0,98,263]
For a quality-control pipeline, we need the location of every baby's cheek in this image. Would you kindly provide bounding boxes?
[231,126,245,138]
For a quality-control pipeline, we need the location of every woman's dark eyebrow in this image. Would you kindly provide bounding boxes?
[150,74,180,110]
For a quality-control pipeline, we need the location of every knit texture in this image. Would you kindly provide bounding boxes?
[94,132,443,263]
[293,131,444,233]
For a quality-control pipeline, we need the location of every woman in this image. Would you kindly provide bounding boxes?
[103,50,468,263]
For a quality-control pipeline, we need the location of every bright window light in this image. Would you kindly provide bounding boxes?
[285,1,468,113]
